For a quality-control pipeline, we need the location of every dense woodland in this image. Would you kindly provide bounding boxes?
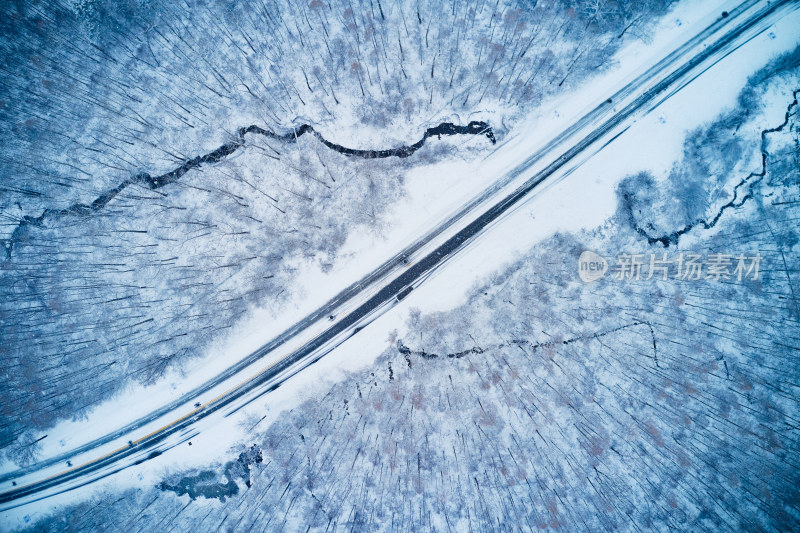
[0,0,672,463]
[25,48,800,532]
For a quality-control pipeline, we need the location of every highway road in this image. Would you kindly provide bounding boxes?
[1,0,795,511]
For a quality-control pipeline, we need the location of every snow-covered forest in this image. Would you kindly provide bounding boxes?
[1,0,799,531]
[0,0,673,464]
[15,36,800,533]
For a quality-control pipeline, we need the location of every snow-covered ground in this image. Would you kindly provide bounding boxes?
[3,0,799,527]
[0,0,730,474]
[5,0,690,463]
